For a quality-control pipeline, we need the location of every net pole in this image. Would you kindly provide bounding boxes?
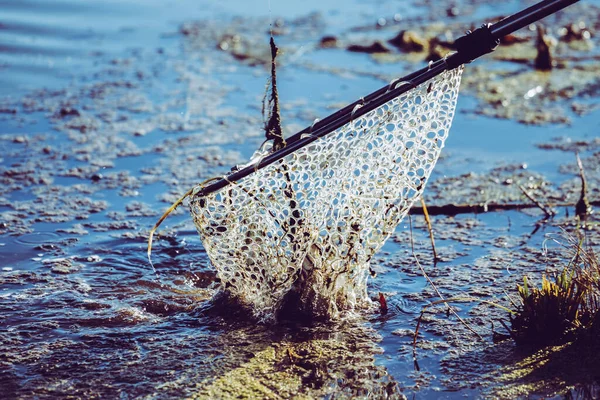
[285,63,436,147]
[491,0,579,39]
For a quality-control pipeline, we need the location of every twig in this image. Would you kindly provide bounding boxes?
[264,37,304,255]
[517,183,555,218]
[575,152,592,220]
[411,254,483,340]
[497,319,518,341]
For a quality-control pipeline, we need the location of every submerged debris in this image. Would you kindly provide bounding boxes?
[45,257,83,274]
[559,21,593,43]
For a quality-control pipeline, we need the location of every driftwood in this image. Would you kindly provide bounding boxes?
[414,155,597,217]
[410,200,600,217]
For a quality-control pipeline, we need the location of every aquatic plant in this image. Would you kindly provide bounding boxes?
[510,232,600,347]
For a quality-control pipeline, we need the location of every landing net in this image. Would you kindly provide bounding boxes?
[189,67,463,320]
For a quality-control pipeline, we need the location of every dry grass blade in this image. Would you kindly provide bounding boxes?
[420,197,438,262]
[148,177,222,270]
[147,187,195,270]
[518,183,555,218]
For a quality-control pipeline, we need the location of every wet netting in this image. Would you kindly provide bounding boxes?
[188,68,463,320]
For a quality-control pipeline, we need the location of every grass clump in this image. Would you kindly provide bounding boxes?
[510,233,600,348]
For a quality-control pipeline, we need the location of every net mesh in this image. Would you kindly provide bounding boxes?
[190,67,463,320]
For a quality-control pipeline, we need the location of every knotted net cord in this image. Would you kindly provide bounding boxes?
[189,67,464,320]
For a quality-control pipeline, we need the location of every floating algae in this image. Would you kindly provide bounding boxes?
[191,322,398,399]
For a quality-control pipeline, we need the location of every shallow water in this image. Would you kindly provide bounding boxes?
[1,0,600,398]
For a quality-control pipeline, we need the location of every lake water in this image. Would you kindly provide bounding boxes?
[1,0,599,398]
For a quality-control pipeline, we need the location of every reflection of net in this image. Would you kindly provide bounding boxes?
[190,68,463,320]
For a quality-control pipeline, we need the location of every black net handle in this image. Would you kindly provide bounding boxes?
[195,0,579,197]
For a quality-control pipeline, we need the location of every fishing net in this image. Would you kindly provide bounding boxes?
[189,67,463,320]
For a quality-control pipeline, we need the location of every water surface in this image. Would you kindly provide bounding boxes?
[1,0,600,398]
